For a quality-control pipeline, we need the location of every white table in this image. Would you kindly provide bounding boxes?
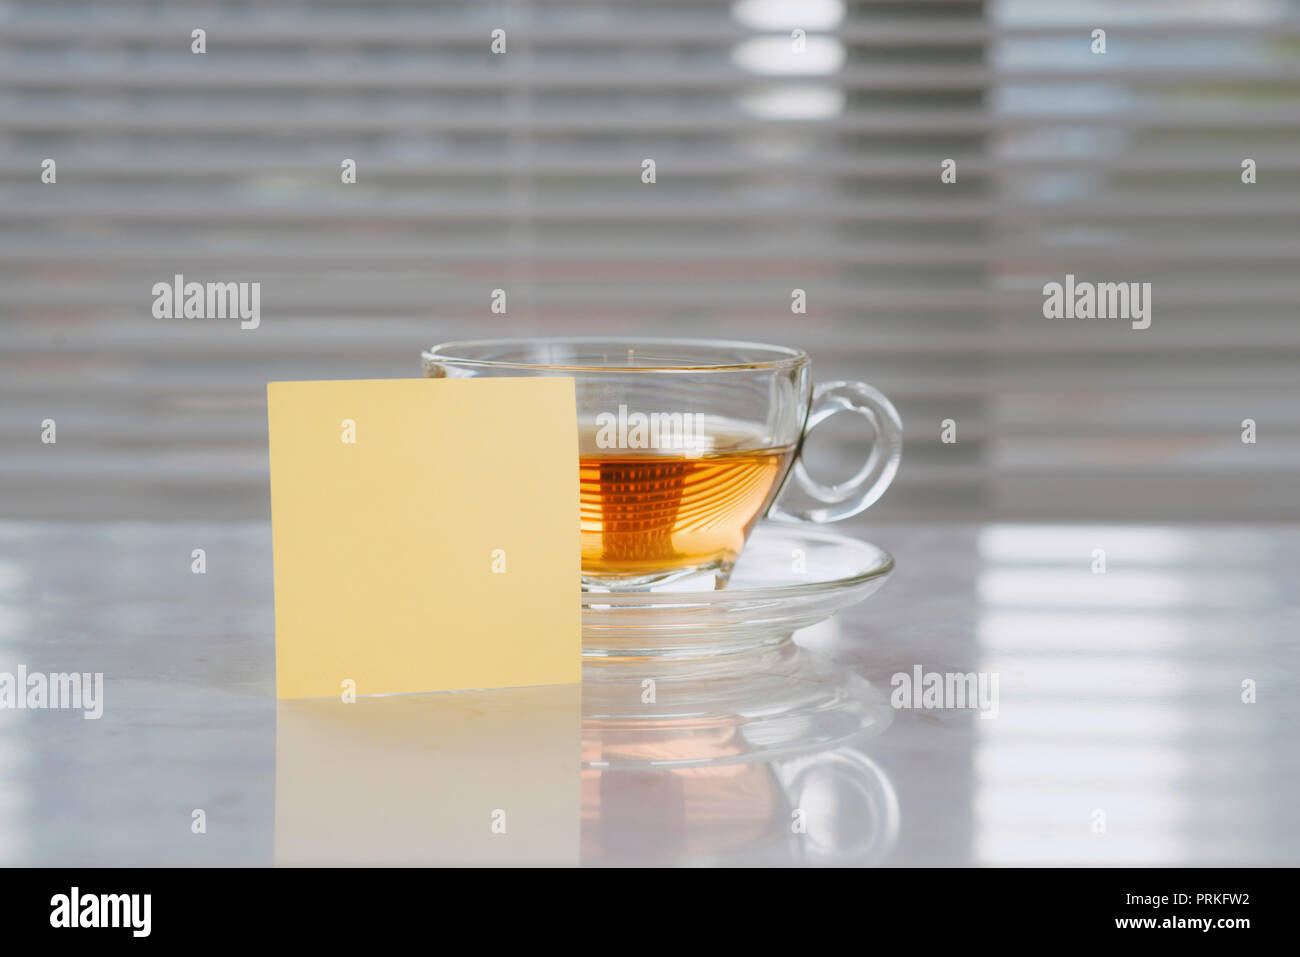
[0,520,1294,865]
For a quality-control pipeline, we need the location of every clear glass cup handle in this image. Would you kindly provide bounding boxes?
[768,380,903,523]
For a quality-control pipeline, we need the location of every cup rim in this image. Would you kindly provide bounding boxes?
[421,337,809,374]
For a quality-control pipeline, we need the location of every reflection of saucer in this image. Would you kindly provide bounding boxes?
[581,643,899,865]
[582,522,893,659]
[582,641,894,769]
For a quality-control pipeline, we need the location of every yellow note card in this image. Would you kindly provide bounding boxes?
[267,377,580,698]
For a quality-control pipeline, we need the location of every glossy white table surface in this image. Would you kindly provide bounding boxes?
[1,520,1295,866]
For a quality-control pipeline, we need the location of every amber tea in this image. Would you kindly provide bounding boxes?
[580,445,793,580]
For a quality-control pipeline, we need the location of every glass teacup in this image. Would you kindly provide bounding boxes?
[422,337,901,590]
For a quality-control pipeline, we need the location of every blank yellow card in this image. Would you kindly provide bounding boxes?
[268,377,580,698]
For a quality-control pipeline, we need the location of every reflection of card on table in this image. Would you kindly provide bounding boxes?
[275,687,580,865]
[267,377,579,699]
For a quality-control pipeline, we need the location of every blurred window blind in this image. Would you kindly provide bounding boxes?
[0,0,1297,520]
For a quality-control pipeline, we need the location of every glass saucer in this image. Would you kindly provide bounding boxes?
[581,521,894,659]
